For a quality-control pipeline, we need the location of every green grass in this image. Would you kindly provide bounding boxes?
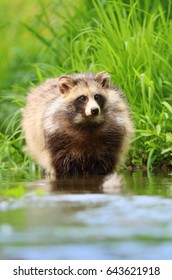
[0,0,172,179]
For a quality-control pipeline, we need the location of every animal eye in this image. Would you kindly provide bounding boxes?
[78,95,87,102]
[94,94,104,102]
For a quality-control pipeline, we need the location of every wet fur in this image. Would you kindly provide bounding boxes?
[22,72,134,178]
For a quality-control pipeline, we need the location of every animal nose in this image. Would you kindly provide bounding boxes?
[91,107,99,116]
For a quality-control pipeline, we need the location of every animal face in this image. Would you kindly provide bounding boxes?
[74,93,105,116]
[59,72,109,126]
[67,88,107,126]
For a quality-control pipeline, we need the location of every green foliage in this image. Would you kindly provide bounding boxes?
[0,0,172,178]
[0,184,26,198]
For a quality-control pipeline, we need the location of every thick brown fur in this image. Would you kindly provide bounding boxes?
[22,72,134,178]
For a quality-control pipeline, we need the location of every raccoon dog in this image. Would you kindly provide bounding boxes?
[22,71,134,178]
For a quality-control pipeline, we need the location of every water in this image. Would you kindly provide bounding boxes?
[0,171,172,260]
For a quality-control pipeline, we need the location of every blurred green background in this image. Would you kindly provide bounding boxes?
[0,0,172,177]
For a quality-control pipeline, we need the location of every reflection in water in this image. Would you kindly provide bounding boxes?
[0,171,172,260]
[38,170,172,197]
[48,172,122,194]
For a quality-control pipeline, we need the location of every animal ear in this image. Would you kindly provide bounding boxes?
[95,71,110,88]
[58,75,75,94]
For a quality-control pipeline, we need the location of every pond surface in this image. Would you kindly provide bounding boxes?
[0,171,172,260]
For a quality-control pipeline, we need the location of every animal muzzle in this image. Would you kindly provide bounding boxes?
[91,107,99,116]
[85,100,100,117]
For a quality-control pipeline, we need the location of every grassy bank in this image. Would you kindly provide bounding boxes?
[0,0,172,179]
